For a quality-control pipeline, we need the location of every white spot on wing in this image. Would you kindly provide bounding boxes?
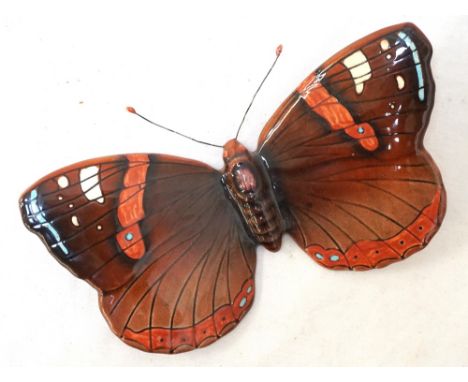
[355,83,364,94]
[380,39,390,51]
[71,215,80,227]
[80,166,104,204]
[343,50,371,95]
[396,75,405,90]
[57,176,69,188]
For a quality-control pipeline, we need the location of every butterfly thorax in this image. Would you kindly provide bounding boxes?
[222,139,285,252]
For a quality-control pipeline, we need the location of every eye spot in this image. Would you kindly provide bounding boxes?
[57,175,69,189]
[357,126,365,134]
[159,338,164,343]
[375,250,380,254]
[419,226,423,231]
[399,240,405,245]
[386,53,392,60]
[96,224,103,231]
[315,252,324,260]
[125,232,134,241]
[247,286,252,294]
[71,215,80,227]
[330,255,340,262]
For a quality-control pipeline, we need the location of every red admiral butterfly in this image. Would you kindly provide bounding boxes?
[19,23,446,353]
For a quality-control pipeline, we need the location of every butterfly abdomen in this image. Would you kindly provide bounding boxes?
[241,193,284,251]
[222,139,285,252]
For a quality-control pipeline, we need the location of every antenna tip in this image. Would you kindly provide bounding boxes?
[126,106,136,114]
[276,44,283,57]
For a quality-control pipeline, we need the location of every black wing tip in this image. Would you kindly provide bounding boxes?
[19,190,34,231]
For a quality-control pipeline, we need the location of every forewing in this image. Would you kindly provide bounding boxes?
[20,154,256,353]
[257,23,446,270]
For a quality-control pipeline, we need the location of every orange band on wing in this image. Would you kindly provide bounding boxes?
[297,74,378,151]
[117,185,145,225]
[116,154,150,260]
[306,189,442,270]
[121,279,254,353]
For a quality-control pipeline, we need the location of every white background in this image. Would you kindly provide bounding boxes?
[1,1,468,367]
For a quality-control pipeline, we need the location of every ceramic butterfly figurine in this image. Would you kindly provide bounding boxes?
[20,23,446,354]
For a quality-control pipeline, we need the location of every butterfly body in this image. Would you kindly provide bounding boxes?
[222,139,285,251]
[20,23,446,353]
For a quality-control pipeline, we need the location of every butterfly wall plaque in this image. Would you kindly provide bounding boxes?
[19,23,446,354]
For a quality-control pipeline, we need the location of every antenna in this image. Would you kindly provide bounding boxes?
[126,106,224,148]
[235,44,283,140]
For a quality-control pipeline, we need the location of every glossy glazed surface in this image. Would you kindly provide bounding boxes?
[222,139,285,251]
[257,23,445,270]
[19,22,445,353]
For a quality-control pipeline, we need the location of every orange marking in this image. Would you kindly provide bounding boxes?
[307,190,442,270]
[123,328,151,350]
[344,124,379,151]
[116,154,149,260]
[150,328,172,353]
[170,327,196,350]
[117,185,145,225]
[194,316,217,346]
[349,241,400,268]
[360,137,379,151]
[122,307,236,353]
[213,305,236,336]
[116,224,145,260]
[297,74,378,151]
[121,278,254,352]
[385,229,421,256]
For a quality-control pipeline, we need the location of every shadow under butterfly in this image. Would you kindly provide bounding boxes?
[19,23,446,354]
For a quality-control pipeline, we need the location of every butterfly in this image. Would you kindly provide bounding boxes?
[19,23,446,354]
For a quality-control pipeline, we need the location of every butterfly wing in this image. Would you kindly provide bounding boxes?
[257,23,446,270]
[20,154,256,353]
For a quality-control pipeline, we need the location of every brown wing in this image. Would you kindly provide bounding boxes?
[257,23,446,270]
[20,154,256,353]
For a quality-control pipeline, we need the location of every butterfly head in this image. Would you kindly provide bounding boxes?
[223,139,250,165]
